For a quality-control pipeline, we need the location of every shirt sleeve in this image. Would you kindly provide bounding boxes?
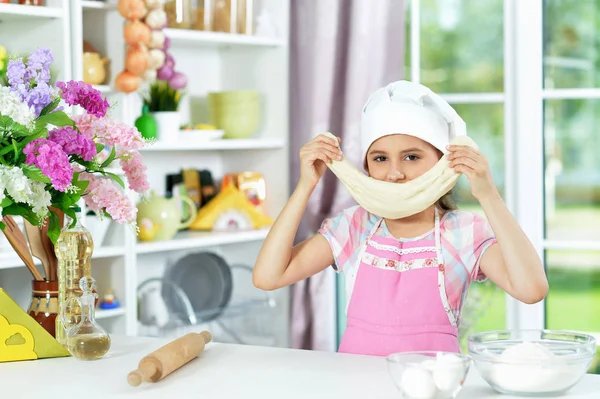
[468,213,497,282]
[443,210,497,282]
[317,205,367,273]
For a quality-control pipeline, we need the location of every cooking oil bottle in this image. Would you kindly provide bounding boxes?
[65,276,111,360]
[55,206,94,346]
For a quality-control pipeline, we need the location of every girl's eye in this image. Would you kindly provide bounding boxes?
[374,156,387,162]
[404,154,419,161]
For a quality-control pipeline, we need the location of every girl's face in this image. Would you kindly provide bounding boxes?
[365,134,441,182]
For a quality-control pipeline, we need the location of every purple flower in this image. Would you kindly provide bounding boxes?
[48,126,97,161]
[25,48,53,84]
[7,49,56,117]
[24,139,74,192]
[24,81,54,117]
[56,81,109,118]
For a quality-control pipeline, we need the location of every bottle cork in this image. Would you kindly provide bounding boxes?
[128,331,212,386]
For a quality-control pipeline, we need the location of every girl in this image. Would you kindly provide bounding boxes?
[253,80,548,356]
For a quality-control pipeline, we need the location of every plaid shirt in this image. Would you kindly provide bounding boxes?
[318,206,497,317]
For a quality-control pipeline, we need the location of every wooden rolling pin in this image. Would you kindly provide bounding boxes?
[127,331,212,387]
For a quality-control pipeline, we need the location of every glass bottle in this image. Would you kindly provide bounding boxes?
[64,277,111,360]
[165,0,194,29]
[55,206,94,346]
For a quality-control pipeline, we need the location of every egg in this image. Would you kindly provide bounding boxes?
[432,353,466,392]
[401,364,437,399]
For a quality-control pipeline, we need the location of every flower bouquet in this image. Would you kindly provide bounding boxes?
[0,48,150,248]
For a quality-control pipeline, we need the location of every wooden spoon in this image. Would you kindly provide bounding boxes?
[24,220,51,280]
[2,216,44,281]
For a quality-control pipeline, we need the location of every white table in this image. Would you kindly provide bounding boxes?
[1,335,599,398]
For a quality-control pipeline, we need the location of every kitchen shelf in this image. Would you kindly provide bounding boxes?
[164,28,285,48]
[140,138,286,152]
[0,245,126,270]
[81,1,117,11]
[135,229,270,254]
[95,307,126,320]
[0,3,63,20]
[93,84,112,93]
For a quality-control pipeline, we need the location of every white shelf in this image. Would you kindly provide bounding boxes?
[164,28,285,48]
[95,307,126,320]
[0,245,125,270]
[93,84,112,93]
[135,229,269,254]
[140,138,286,152]
[0,3,63,19]
[81,1,116,11]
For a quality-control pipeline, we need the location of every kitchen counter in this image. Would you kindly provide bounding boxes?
[1,335,599,398]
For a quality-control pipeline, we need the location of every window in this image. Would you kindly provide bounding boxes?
[417,0,506,346]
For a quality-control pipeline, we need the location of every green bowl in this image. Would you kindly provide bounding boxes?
[208,92,261,139]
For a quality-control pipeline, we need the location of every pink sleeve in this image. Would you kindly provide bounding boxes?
[470,213,497,282]
[317,206,366,272]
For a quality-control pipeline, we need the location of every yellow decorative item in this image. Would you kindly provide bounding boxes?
[0,288,69,363]
[189,184,273,231]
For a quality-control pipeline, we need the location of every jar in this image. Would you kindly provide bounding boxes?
[19,0,45,5]
[165,0,194,29]
[212,0,254,34]
[28,280,59,338]
[193,0,213,31]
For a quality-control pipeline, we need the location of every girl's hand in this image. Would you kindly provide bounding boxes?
[298,133,342,190]
[447,144,499,201]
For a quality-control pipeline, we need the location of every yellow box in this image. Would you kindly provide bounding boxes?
[0,288,69,363]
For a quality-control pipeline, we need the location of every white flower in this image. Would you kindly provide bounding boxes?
[0,86,35,131]
[0,166,51,221]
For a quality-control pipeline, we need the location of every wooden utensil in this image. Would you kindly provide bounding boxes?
[2,216,44,281]
[127,331,212,387]
[24,221,51,280]
[42,208,64,281]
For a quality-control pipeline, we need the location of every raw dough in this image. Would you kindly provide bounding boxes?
[323,132,478,219]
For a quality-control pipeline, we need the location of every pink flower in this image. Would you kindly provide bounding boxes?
[23,139,73,192]
[72,115,144,154]
[57,80,109,118]
[120,151,150,193]
[48,126,97,161]
[80,173,137,223]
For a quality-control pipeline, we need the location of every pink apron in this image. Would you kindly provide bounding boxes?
[338,209,459,356]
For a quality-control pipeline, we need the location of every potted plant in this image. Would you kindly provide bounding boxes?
[142,51,188,144]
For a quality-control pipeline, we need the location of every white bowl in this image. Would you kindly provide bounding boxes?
[468,329,596,396]
[386,351,472,399]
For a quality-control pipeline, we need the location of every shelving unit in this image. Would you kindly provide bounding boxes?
[0,0,291,347]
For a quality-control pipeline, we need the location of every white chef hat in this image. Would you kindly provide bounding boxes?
[360,80,466,168]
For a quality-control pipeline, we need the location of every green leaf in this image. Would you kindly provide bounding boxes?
[22,127,47,145]
[100,146,116,168]
[102,171,125,189]
[21,164,51,183]
[64,208,77,229]
[95,143,105,153]
[0,115,31,137]
[0,221,5,231]
[47,211,61,245]
[37,111,75,128]
[39,97,61,117]
[3,203,31,216]
[0,196,13,208]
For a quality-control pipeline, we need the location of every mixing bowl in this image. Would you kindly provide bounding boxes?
[386,351,472,399]
[468,329,596,396]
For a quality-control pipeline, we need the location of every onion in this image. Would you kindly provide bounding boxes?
[115,70,141,93]
[118,0,147,21]
[145,8,167,29]
[169,71,187,90]
[156,64,174,80]
[149,30,166,49]
[148,49,166,70]
[124,20,151,46]
[125,46,149,76]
